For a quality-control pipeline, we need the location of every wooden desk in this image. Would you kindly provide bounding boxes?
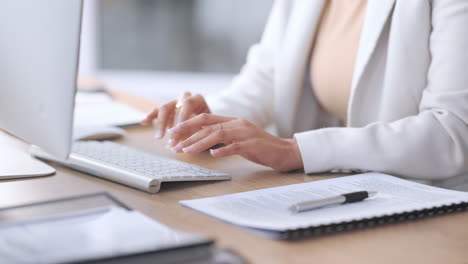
[1,90,468,264]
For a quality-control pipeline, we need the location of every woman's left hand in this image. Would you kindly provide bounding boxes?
[168,114,304,172]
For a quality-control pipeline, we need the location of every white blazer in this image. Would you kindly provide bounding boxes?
[206,0,468,180]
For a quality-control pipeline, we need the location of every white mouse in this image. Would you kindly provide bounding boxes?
[73,126,126,141]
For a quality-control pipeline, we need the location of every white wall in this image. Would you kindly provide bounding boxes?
[78,0,272,99]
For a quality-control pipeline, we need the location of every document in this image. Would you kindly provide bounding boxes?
[0,207,208,264]
[180,173,468,232]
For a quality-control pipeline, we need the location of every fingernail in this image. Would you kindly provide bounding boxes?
[182,146,195,153]
[154,130,163,139]
[170,144,183,153]
[210,149,219,155]
[167,138,176,147]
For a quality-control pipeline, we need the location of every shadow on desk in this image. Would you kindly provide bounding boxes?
[159,181,225,193]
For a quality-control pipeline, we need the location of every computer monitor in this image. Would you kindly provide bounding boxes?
[0,0,83,178]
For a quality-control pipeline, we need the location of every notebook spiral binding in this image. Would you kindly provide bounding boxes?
[279,202,468,240]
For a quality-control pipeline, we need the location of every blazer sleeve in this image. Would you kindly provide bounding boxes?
[295,0,468,180]
[205,0,290,128]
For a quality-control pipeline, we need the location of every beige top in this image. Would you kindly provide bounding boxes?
[310,0,368,123]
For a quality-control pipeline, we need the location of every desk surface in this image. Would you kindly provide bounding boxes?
[1,90,468,264]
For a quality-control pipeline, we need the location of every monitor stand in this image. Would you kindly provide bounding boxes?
[0,147,55,180]
[0,132,55,180]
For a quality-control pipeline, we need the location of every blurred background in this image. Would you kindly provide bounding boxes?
[79,0,272,102]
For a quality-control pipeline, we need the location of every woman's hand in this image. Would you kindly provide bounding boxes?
[168,114,304,172]
[140,92,211,148]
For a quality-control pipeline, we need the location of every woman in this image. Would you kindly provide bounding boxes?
[141,0,468,180]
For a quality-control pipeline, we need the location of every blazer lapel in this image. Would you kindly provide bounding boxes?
[275,0,325,137]
[348,0,396,125]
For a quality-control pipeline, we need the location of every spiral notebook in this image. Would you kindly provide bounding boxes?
[180,173,468,239]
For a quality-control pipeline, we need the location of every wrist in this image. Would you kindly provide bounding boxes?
[284,138,304,171]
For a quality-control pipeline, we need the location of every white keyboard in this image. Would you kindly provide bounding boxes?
[29,141,230,193]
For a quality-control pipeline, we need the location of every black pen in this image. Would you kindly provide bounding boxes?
[289,191,378,213]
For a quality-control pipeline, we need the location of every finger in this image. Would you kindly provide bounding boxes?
[154,102,176,139]
[180,125,246,154]
[166,110,176,130]
[176,94,207,125]
[169,113,233,138]
[164,111,177,147]
[171,118,242,152]
[169,115,239,149]
[174,92,192,125]
[171,124,219,152]
[140,107,159,125]
[178,91,192,104]
[210,142,246,157]
[211,140,261,166]
[166,92,192,147]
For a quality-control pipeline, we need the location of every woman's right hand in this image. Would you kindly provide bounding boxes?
[140,92,211,148]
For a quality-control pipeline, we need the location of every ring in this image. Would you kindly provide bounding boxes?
[175,102,183,109]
